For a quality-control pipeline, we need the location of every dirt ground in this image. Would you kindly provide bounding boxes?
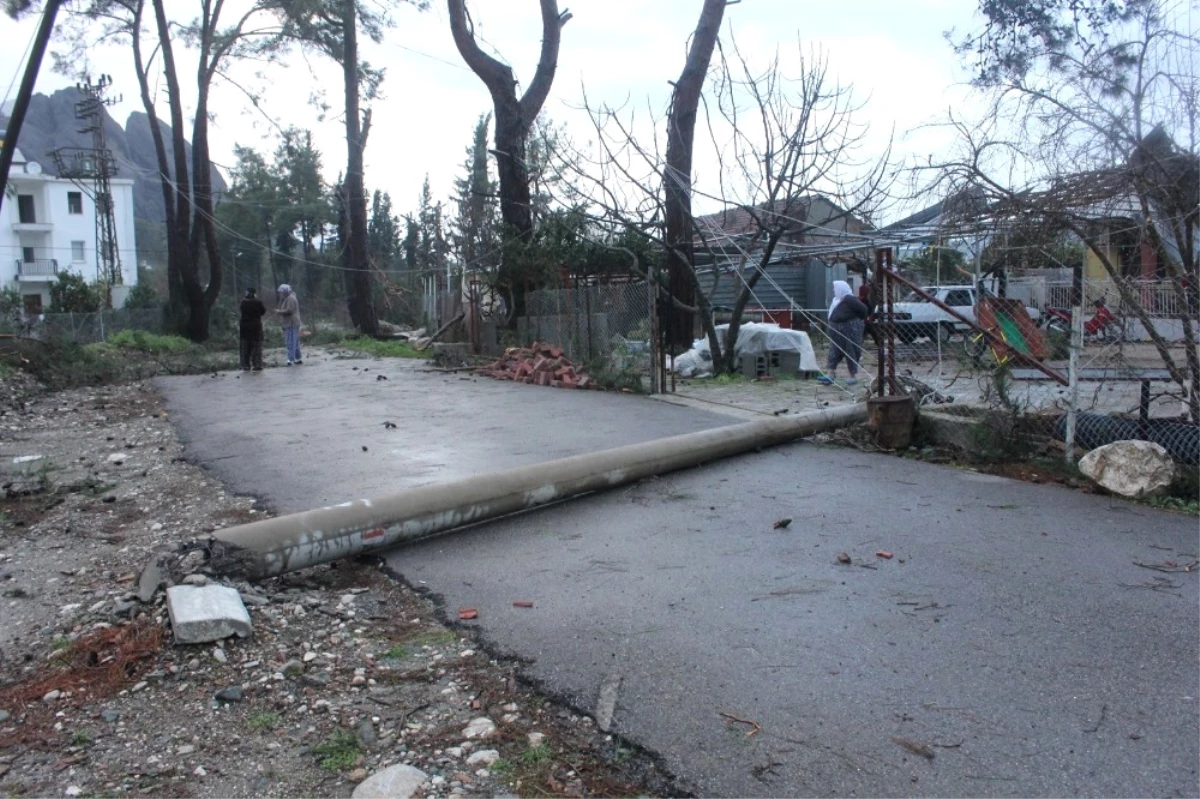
[0,372,677,798]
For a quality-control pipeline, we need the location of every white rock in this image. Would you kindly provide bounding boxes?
[527,732,545,747]
[465,749,499,766]
[12,455,43,464]
[1078,439,1176,498]
[351,764,428,799]
[340,594,357,606]
[42,690,61,702]
[303,651,318,663]
[212,648,227,664]
[461,717,496,739]
[182,574,210,586]
[166,585,252,644]
[194,766,207,777]
[444,747,463,758]
[65,787,82,797]
[176,744,195,755]
[106,453,127,464]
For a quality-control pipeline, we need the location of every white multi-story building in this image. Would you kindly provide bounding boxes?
[1,144,137,315]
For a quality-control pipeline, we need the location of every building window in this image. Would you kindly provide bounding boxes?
[71,241,86,262]
[68,192,83,214]
[17,195,35,223]
[22,247,35,263]
[23,294,43,316]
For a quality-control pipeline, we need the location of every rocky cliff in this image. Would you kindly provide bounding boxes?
[1,87,227,224]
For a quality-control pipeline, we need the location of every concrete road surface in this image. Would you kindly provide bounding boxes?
[159,357,1200,798]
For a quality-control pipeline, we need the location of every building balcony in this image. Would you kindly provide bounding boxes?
[15,259,59,280]
[11,221,54,233]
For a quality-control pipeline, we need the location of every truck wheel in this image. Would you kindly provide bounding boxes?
[895,326,916,344]
[937,323,954,343]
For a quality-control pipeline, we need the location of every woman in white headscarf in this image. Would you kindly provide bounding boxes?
[819,279,868,384]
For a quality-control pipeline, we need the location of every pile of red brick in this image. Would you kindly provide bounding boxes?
[476,342,594,389]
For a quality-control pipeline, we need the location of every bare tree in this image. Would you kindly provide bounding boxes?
[662,0,726,350]
[58,0,288,341]
[568,39,889,375]
[447,0,568,323]
[281,0,427,337]
[934,0,1199,422]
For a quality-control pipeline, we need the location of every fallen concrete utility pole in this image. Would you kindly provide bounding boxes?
[202,403,867,580]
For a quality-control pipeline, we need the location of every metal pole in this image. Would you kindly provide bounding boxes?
[885,249,897,395]
[1065,266,1084,463]
[875,249,885,395]
[203,404,869,580]
[0,0,63,212]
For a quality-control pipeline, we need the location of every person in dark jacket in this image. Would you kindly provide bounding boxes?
[857,277,882,347]
[239,288,267,371]
[818,280,869,385]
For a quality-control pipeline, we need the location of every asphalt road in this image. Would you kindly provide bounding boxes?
[159,356,1200,798]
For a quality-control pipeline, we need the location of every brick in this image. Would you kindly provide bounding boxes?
[536,372,551,386]
[561,377,578,389]
[577,376,592,389]
[548,345,564,358]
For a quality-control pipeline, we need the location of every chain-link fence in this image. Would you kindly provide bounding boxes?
[519,281,656,388]
[5,308,166,345]
[873,272,1198,466]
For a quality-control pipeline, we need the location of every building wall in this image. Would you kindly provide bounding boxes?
[1,157,137,311]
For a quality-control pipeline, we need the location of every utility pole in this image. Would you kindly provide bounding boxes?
[52,75,124,296]
[0,0,63,213]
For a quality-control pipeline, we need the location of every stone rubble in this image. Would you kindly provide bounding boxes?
[0,377,674,799]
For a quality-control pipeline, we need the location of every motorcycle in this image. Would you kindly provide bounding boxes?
[1041,298,1124,341]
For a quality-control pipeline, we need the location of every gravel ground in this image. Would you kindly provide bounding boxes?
[0,373,677,798]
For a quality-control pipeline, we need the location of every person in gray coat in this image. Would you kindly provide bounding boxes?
[275,284,303,365]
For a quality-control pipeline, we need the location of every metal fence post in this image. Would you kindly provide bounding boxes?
[1064,266,1084,464]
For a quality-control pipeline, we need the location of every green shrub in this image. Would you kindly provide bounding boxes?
[311,728,361,772]
[123,283,159,310]
[339,336,429,359]
[106,330,196,355]
[49,273,104,313]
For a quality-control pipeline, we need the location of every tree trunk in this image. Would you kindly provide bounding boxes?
[341,0,379,336]
[663,0,726,350]
[447,0,565,329]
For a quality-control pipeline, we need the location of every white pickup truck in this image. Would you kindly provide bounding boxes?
[888,284,1040,343]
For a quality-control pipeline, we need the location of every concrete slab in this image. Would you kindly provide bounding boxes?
[158,353,1200,798]
[166,585,252,644]
[155,356,735,514]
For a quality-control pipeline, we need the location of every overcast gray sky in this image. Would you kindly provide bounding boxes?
[2,1,985,222]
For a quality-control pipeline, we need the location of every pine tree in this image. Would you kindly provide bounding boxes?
[451,114,501,277]
[368,189,402,271]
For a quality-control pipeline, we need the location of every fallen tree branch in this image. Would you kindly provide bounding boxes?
[414,312,466,351]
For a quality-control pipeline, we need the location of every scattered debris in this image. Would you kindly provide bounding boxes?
[719,711,762,737]
[836,552,852,564]
[512,600,535,608]
[1133,560,1199,573]
[892,735,935,759]
[457,607,479,620]
[382,421,397,429]
[166,584,253,644]
[476,342,596,389]
[773,518,792,529]
[876,550,894,559]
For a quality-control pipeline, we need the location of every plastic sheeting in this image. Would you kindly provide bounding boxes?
[672,323,820,377]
